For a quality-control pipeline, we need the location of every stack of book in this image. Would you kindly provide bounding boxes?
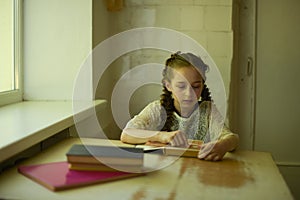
[17,144,146,191]
[18,141,202,191]
[66,144,145,173]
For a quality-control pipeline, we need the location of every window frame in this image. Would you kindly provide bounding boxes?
[0,0,23,107]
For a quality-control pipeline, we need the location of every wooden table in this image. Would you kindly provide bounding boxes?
[0,138,293,200]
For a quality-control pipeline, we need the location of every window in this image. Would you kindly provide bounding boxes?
[0,0,22,106]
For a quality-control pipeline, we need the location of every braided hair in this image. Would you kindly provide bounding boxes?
[160,52,211,131]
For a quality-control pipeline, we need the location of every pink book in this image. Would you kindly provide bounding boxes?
[18,161,144,191]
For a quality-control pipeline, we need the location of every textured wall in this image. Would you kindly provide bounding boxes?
[93,0,233,137]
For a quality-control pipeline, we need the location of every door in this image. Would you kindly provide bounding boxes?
[231,0,256,150]
[234,0,300,198]
[255,0,300,164]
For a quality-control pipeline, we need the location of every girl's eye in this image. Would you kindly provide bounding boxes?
[192,84,202,89]
[177,85,185,89]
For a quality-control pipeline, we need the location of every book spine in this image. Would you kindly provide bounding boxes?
[69,163,144,172]
[164,147,199,157]
[67,155,143,166]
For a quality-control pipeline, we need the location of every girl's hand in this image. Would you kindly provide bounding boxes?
[198,140,227,161]
[150,130,189,147]
[168,130,189,147]
[198,134,239,161]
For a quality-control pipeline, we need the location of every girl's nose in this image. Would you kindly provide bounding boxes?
[184,85,194,97]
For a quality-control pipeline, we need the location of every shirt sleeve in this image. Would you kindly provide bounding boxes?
[207,102,236,141]
[124,101,165,131]
[219,125,236,140]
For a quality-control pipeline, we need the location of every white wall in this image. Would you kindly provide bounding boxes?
[104,0,233,97]
[94,0,234,138]
[23,0,92,100]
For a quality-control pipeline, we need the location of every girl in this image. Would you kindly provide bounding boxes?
[121,52,239,161]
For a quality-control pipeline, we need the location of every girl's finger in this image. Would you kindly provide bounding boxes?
[200,143,214,154]
[198,148,211,159]
[169,134,180,146]
[213,155,221,161]
[177,133,189,147]
[169,131,188,147]
[204,153,219,161]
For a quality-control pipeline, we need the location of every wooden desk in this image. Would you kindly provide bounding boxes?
[0,138,293,200]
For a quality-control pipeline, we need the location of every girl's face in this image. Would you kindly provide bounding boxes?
[165,66,204,114]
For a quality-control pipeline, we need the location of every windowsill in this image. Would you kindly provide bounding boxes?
[0,99,107,163]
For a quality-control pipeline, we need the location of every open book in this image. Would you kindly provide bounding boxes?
[137,140,202,158]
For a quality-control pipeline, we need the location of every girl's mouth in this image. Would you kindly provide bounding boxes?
[182,100,193,103]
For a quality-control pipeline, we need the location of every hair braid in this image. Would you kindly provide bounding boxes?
[201,84,212,101]
[160,87,175,131]
[160,56,177,131]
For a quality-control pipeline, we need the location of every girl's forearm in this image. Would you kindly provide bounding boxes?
[221,133,239,152]
[120,128,162,144]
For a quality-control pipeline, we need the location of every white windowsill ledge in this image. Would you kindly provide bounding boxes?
[0,100,107,163]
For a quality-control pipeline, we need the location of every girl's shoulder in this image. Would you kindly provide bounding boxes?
[147,100,162,108]
[150,100,161,105]
[141,100,162,113]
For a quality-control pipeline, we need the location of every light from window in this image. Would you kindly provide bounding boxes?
[0,0,15,93]
[0,0,22,106]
